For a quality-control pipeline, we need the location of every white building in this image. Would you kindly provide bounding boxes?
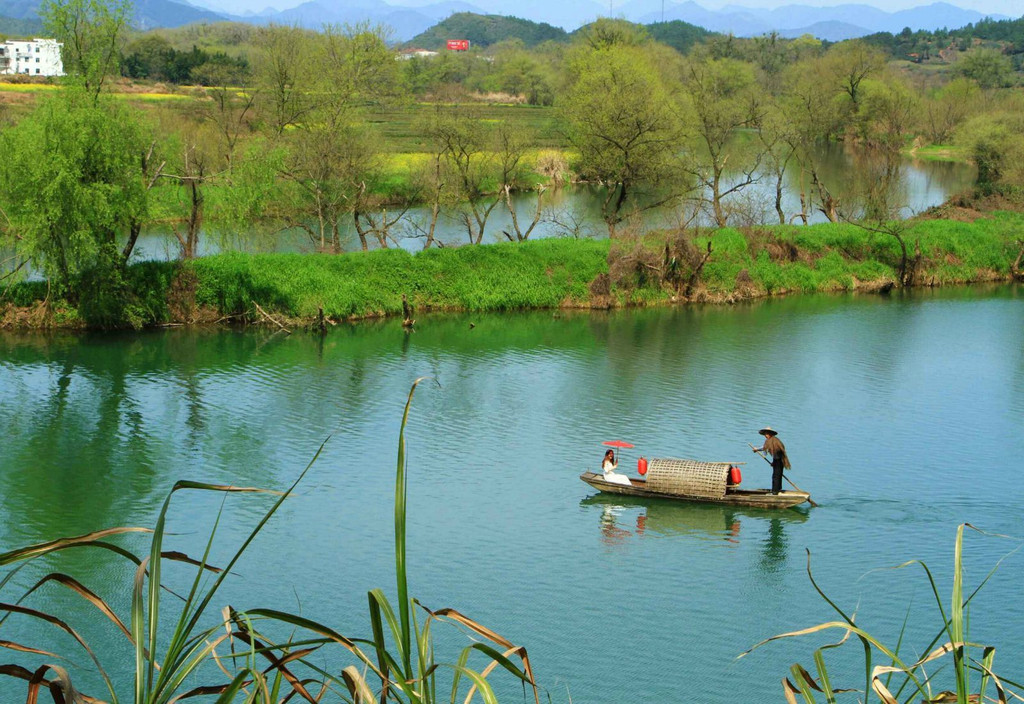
[397,48,439,61]
[0,39,64,77]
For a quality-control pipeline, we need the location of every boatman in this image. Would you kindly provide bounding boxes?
[752,427,790,495]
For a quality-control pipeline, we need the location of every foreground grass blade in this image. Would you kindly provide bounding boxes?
[144,481,283,699]
[759,524,1024,704]
[0,602,116,701]
[424,605,540,703]
[395,378,430,677]
[151,447,328,702]
[0,527,151,565]
[341,665,376,704]
[14,573,132,642]
[951,524,967,704]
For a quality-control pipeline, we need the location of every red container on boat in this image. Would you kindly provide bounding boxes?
[638,457,648,475]
[729,466,742,485]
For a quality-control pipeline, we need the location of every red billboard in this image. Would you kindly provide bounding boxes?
[446,39,470,51]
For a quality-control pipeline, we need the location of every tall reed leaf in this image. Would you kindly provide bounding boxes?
[744,523,1022,704]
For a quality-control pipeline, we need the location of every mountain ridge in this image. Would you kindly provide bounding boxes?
[0,0,1011,42]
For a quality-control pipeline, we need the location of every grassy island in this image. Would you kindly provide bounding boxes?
[3,213,1021,330]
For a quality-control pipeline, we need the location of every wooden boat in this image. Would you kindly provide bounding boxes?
[580,457,811,510]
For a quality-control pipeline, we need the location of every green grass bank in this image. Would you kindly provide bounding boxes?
[2,214,1022,329]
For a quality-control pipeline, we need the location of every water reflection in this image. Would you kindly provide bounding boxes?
[758,518,789,577]
[580,494,808,549]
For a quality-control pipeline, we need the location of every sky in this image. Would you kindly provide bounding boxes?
[698,0,1021,11]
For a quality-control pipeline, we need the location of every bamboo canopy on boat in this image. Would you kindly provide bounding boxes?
[644,458,732,498]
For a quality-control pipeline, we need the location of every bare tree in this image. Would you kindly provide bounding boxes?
[842,155,917,287]
[758,100,798,225]
[198,79,257,173]
[252,24,318,136]
[681,56,766,227]
[353,183,411,249]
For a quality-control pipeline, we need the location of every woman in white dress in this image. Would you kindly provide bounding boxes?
[601,449,632,486]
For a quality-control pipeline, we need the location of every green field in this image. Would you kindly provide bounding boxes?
[909,144,971,163]
[366,103,568,152]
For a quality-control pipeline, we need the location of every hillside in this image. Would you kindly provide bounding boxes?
[403,12,566,49]
[864,14,1024,62]
[0,13,41,36]
[646,19,715,53]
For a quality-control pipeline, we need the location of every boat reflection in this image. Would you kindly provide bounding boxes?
[580,493,809,548]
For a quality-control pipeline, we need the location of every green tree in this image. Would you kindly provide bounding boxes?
[576,17,649,51]
[421,103,493,245]
[41,0,131,96]
[319,23,402,107]
[920,78,979,144]
[0,89,157,324]
[953,48,1014,89]
[822,39,887,137]
[493,44,554,105]
[857,75,918,152]
[680,56,764,227]
[561,43,684,235]
[279,111,377,252]
[758,98,799,225]
[957,109,1024,193]
[266,24,403,251]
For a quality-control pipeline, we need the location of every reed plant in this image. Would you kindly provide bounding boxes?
[741,524,1024,704]
[0,380,538,703]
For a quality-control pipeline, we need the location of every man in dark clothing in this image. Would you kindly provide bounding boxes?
[753,427,790,494]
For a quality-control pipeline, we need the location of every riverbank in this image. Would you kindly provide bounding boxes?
[2,214,1022,330]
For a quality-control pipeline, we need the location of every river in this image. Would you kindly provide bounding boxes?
[0,285,1022,702]
[131,144,976,259]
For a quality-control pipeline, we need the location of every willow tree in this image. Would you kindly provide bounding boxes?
[822,39,886,135]
[415,101,538,246]
[0,89,156,324]
[560,41,685,236]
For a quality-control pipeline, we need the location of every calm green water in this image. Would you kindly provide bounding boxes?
[1,286,1022,702]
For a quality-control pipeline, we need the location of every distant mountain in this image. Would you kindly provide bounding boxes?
[0,0,228,29]
[645,19,715,52]
[404,12,566,48]
[632,1,1007,38]
[0,0,1009,43]
[133,0,228,29]
[779,20,873,41]
[637,1,769,35]
[0,0,37,20]
[483,0,605,30]
[0,12,41,35]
